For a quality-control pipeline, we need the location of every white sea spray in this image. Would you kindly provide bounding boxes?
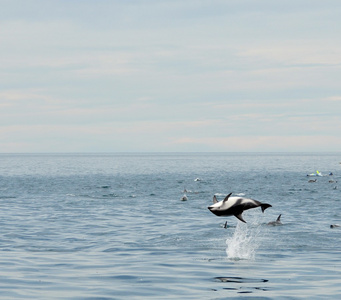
[225,217,262,260]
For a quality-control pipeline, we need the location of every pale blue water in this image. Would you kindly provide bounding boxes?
[0,153,340,299]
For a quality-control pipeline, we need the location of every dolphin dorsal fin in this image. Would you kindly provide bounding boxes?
[277,214,282,222]
[235,213,246,223]
[213,195,218,204]
[223,193,232,203]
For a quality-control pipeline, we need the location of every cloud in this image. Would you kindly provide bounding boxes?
[1,1,341,152]
[326,96,341,102]
[170,135,341,152]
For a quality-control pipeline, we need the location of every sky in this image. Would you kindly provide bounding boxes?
[1,0,341,153]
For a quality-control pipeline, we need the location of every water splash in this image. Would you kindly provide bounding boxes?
[226,220,261,260]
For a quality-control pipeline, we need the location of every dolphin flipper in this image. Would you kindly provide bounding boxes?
[223,193,233,203]
[234,213,246,223]
[213,195,218,204]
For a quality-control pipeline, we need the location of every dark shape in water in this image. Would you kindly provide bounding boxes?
[215,277,269,283]
[101,185,111,189]
[267,214,282,226]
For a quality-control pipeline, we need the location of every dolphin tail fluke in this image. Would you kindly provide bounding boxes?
[235,213,246,223]
[260,203,272,213]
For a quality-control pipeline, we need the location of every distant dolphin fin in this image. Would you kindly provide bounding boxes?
[235,213,246,223]
[260,203,272,213]
[223,193,233,203]
[213,195,218,203]
[276,214,282,221]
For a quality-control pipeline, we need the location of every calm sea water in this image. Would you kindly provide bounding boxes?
[0,153,340,299]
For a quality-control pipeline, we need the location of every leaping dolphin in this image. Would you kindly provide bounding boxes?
[208,193,272,223]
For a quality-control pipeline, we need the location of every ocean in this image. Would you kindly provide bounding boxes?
[0,153,340,299]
